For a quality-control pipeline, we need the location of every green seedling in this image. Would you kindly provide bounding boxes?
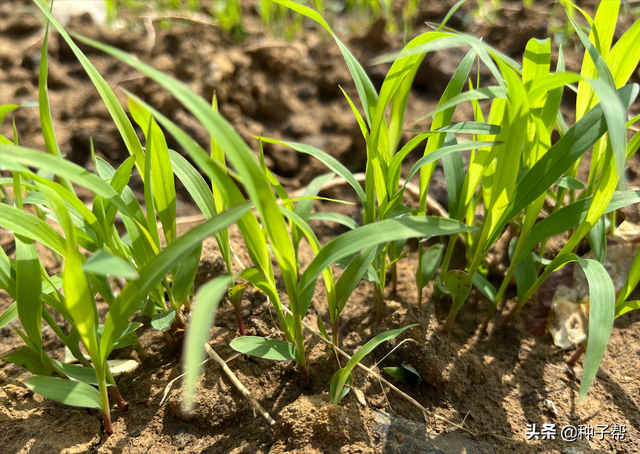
[441,270,473,334]
[384,365,422,385]
[269,1,501,326]
[0,1,257,433]
[416,243,444,308]
[228,282,250,336]
[275,0,640,403]
[211,0,244,41]
[2,0,638,434]
[330,324,416,404]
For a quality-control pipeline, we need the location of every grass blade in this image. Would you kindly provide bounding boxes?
[577,257,615,403]
[298,217,473,315]
[33,0,145,176]
[330,324,417,404]
[100,202,252,362]
[0,204,67,257]
[24,376,102,409]
[82,250,139,280]
[182,274,233,412]
[230,336,298,362]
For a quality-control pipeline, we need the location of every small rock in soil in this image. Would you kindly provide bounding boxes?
[372,411,495,454]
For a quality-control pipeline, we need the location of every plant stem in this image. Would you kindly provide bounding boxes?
[416,242,423,308]
[331,319,339,347]
[375,248,387,324]
[442,304,460,334]
[183,294,192,310]
[439,233,457,281]
[567,343,586,365]
[467,251,483,281]
[130,332,147,360]
[174,309,187,329]
[234,302,246,336]
[374,284,384,325]
[105,368,128,411]
[391,262,397,294]
[502,267,552,327]
[108,386,129,412]
[99,370,113,435]
[164,277,177,311]
[389,241,397,294]
[481,261,516,330]
[538,189,566,261]
[293,313,308,377]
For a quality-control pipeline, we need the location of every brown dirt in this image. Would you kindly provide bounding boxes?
[1,1,640,453]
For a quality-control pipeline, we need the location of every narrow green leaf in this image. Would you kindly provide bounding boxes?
[331,325,417,404]
[487,84,638,248]
[298,217,473,316]
[384,366,422,385]
[413,87,506,124]
[230,336,298,361]
[0,102,37,126]
[33,0,146,175]
[417,49,477,211]
[0,144,144,223]
[23,376,102,409]
[0,204,67,257]
[587,217,607,264]
[442,147,465,219]
[16,236,43,349]
[335,251,379,284]
[335,245,380,315]
[437,0,466,31]
[296,173,335,221]
[52,361,103,386]
[183,275,233,411]
[616,301,640,318]
[420,244,443,289]
[130,99,177,244]
[2,346,54,376]
[83,250,139,280]
[517,190,640,266]
[472,273,496,303]
[74,33,299,313]
[606,19,640,89]
[169,150,216,219]
[171,243,202,307]
[260,137,366,204]
[308,212,358,230]
[317,317,331,343]
[444,270,472,308]
[555,176,585,190]
[0,302,18,329]
[577,258,615,403]
[271,0,378,125]
[330,369,353,404]
[101,202,252,362]
[507,237,537,304]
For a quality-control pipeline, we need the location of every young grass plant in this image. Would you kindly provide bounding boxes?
[271,0,640,402]
[2,0,638,435]
[66,20,474,394]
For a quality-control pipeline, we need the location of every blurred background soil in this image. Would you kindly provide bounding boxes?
[1,1,639,453]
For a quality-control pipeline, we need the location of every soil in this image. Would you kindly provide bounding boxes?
[1,1,640,453]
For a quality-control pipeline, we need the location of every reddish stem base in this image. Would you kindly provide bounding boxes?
[102,412,113,436]
[109,386,129,412]
[234,305,246,336]
[567,344,587,366]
